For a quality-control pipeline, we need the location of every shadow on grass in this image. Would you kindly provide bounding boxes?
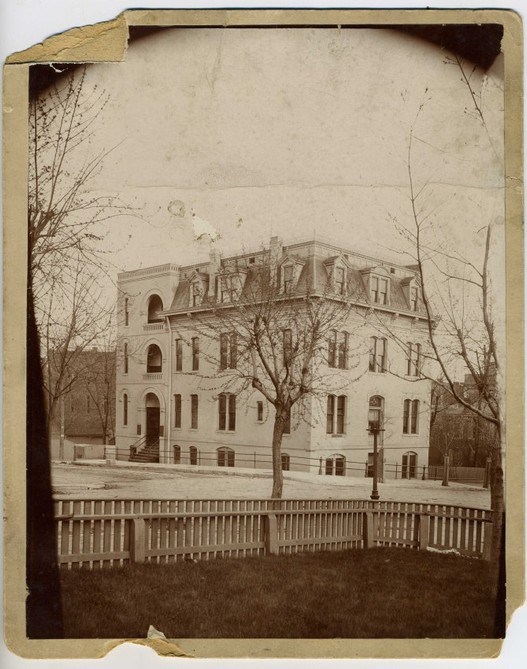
[61,547,497,639]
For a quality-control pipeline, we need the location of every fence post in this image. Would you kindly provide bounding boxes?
[363,511,374,549]
[422,466,426,481]
[442,455,450,487]
[482,521,493,561]
[264,513,279,555]
[130,518,146,563]
[418,514,430,551]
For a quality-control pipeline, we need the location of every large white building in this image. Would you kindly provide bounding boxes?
[112,237,431,479]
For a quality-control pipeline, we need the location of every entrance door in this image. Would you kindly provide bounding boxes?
[402,451,417,479]
[146,407,160,447]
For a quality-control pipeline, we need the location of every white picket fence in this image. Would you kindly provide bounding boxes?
[53,498,493,569]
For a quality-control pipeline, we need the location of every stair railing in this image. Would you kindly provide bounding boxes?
[129,436,147,458]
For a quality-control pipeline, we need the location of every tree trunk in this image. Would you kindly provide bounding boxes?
[271,411,285,499]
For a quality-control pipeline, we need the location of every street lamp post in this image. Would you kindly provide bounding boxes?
[368,409,385,501]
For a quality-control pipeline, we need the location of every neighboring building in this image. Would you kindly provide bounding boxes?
[429,374,497,468]
[113,237,431,477]
[49,348,116,447]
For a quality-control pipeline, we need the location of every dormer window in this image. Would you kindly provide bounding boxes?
[335,267,346,295]
[324,255,350,296]
[410,286,419,311]
[283,265,294,293]
[278,255,305,294]
[191,282,203,307]
[400,275,420,312]
[370,276,389,305]
[219,271,247,303]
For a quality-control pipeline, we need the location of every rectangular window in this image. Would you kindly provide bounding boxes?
[191,283,202,307]
[410,286,419,311]
[369,337,386,373]
[336,395,346,434]
[220,333,237,370]
[326,395,335,434]
[411,399,419,434]
[228,394,236,431]
[403,399,419,434]
[220,333,228,370]
[257,401,264,422]
[283,265,293,292]
[370,276,379,303]
[338,332,348,369]
[371,276,388,304]
[218,394,227,431]
[192,337,199,371]
[406,343,421,376]
[283,329,292,367]
[191,394,198,429]
[174,394,181,428]
[124,343,128,374]
[230,333,237,369]
[335,266,345,294]
[379,278,388,304]
[329,332,348,368]
[175,339,183,371]
[403,399,410,434]
[328,331,337,367]
[219,394,236,431]
[123,394,128,426]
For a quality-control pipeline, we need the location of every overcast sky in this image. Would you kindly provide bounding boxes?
[68,27,503,274]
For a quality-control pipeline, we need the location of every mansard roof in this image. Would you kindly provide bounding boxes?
[162,239,424,316]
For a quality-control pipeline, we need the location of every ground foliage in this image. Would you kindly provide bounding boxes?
[61,548,497,639]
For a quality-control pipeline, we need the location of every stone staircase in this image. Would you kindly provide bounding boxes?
[129,437,160,463]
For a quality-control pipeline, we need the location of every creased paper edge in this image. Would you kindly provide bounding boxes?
[2,6,524,661]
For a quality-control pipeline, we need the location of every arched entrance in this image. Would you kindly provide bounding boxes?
[145,393,161,448]
[402,451,417,479]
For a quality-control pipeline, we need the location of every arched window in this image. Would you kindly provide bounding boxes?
[217,447,235,467]
[147,294,164,323]
[402,451,418,479]
[123,342,129,374]
[123,393,128,426]
[173,444,181,464]
[124,297,129,326]
[189,445,198,465]
[146,344,162,373]
[368,395,384,430]
[325,454,346,476]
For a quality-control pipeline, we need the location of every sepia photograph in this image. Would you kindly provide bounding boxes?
[2,7,524,662]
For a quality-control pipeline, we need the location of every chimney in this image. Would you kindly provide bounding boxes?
[269,236,283,285]
[208,249,221,298]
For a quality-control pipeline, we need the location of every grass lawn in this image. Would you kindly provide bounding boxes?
[61,548,498,639]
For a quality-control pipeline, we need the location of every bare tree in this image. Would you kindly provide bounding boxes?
[28,66,126,293]
[180,253,364,498]
[392,111,504,560]
[29,66,135,447]
[41,256,113,457]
